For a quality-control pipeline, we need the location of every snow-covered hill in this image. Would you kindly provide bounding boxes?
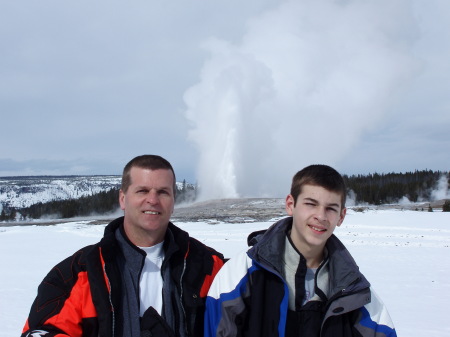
[0,176,191,213]
[0,176,122,210]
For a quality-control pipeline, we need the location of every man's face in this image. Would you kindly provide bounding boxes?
[286,184,346,256]
[119,167,175,247]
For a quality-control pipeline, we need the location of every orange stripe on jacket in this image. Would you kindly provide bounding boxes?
[200,255,225,297]
[99,247,111,293]
[42,271,97,337]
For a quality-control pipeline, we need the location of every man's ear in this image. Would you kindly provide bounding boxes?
[337,207,347,227]
[119,189,126,211]
[285,194,295,216]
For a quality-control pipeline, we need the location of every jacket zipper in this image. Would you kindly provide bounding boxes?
[179,241,191,336]
[179,257,189,336]
[103,264,116,337]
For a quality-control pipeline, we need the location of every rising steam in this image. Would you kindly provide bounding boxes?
[184,0,419,200]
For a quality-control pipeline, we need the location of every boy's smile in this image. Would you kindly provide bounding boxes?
[286,184,346,265]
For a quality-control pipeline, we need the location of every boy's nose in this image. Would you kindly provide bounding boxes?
[316,207,328,222]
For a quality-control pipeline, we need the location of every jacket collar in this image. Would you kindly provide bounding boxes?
[101,216,190,258]
[247,217,291,275]
[247,217,370,296]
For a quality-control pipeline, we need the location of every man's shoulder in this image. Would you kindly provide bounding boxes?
[53,242,100,269]
[39,242,101,289]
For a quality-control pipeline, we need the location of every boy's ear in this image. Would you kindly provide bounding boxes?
[337,207,347,227]
[285,194,295,216]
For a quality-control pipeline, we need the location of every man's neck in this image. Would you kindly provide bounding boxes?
[123,222,166,247]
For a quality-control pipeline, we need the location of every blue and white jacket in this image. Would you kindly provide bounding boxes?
[205,217,397,337]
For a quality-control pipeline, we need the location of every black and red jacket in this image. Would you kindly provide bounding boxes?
[22,217,224,337]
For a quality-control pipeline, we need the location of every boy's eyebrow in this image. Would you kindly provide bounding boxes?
[303,197,319,203]
[303,197,340,208]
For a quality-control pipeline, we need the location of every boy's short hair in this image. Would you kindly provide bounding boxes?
[121,155,176,195]
[290,164,346,208]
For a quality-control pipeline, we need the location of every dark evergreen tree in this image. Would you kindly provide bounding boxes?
[443,200,450,212]
[343,170,448,205]
[19,188,120,219]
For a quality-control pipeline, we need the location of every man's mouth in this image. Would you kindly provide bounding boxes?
[143,211,160,215]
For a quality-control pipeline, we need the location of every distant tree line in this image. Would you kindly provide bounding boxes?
[343,170,449,205]
[0,181,198,221]
[1,171,449,221]
[11,188,120,220]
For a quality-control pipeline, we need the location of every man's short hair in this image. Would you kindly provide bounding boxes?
[121,155,177,195]
[290,164,346,208]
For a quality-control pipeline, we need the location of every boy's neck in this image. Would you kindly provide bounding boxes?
[288,232,325,268]
[304,251,324,269]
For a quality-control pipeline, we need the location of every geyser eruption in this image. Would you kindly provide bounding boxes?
[184,0,418,200]
[431,174,450,201]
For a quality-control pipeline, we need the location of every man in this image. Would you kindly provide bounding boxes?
[22,155,224,337]
[205,164,396,337]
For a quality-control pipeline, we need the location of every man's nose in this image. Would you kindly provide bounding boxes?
[146,190,159,204]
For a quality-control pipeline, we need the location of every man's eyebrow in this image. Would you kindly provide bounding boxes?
[158,186,172,191]
[153,186,173,192]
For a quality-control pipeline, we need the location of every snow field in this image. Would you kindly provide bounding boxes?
[0,210,449,336]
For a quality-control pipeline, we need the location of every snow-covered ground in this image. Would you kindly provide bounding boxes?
[1,209,449,336]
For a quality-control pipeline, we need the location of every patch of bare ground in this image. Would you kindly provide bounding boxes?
[1,198,448,227]
[172,198,287,223]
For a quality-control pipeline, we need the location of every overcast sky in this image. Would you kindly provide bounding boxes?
[1,0,449,198]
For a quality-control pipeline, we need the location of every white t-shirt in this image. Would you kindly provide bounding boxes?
[138,242,165,316]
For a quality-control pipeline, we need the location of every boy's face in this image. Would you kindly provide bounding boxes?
[286,184,346,256]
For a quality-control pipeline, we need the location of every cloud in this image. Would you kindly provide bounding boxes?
[1,0,448,194]
[0,1,281,183]
[0,158,120,177]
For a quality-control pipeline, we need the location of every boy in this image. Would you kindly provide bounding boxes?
[205,164,396,337]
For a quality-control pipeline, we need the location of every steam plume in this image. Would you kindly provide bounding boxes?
[184,0,418,199]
